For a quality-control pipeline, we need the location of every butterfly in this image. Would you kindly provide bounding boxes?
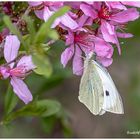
[78,52,124,115]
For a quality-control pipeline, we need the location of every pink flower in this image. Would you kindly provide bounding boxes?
[61,29,113,75]
[0,35,36,104]
[28,1,78,29]
[80,2,139,54]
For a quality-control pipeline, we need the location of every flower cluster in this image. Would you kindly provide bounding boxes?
[0,1,140,104]
[0,35,36,104]
[29,1,140,75]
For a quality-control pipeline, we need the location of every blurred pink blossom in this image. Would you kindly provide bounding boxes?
[28,1,78,29]
[0,35,36,104]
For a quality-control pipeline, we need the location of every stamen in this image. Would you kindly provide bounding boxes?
[98,6,110,19]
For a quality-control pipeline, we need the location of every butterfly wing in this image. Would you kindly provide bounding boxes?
[93,60,124,114]
[78,58,104,115]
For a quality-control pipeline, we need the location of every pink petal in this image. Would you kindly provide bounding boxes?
[65,31,74,46]
[28,1,42,6]
[4,35,20,67]
[35,10,44,20]
[64,2,81,9]
[61,45,74,67]
[80,3,98,20]
[122,2,140,8]
[106,2,127,10]
[101,20,116,43]
[117,32,133,38]
[94,37,113,58]
[60,13,78,29]
[43,7,54,21]
[10,77,33,104]
[43,7,60,28]
[110,8,139,23]
[77,15,91,27]
[100,20,121,54]
[0,66,10,79]
[47,2,64,10]
[93,2,102,11]
[17,55,36,71]
[72,46,83,76]
[97,57,113,67]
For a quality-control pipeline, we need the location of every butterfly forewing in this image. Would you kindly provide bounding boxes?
[79,57,104,115]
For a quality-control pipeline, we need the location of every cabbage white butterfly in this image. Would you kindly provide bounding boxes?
[78,52,124,115]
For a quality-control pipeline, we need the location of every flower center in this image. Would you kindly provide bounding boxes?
[74,32,95,51]
[9,66,26,78]
[98,6,110,19]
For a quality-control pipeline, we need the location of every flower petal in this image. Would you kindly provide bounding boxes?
[34,10,44,20]
[80,3,98,19]
[43,7,60,28]
[60,13,78,29]
[106,2,127,10]
[101,20,116,43]
[72,46,83,76]
[97,57,113,67]
[64,2,81,9]
[117,32,133,38]
[61,45,74,67]
[78,15,92,27]
[10,77,33,104]
[110,8,139,23]
[65,30,74,46]
[122,2,140,8]
[43,7,53,21]
[17,55,36,72]
[4,35,20,67]
[28,1,42,6]
[100,20,121,54]
[0,66,10,79]
[94,37,113,58]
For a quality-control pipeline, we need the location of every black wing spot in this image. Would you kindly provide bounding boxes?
[105,90,109,96]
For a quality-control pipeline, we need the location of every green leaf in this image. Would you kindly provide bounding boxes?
[3,16,28,51]
[4,84,18,115]
[34,6,70,44]
[48,30,59,40]
[3,99,61,125]
[32,53,52,78]
[41,116,57,135]
[23,16,36,44]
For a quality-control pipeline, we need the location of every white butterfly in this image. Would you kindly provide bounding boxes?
[78,52,124,115]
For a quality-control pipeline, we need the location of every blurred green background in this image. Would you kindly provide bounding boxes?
[0,2,140,138]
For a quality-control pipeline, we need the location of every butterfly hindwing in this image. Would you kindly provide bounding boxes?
[93,60,124,114]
